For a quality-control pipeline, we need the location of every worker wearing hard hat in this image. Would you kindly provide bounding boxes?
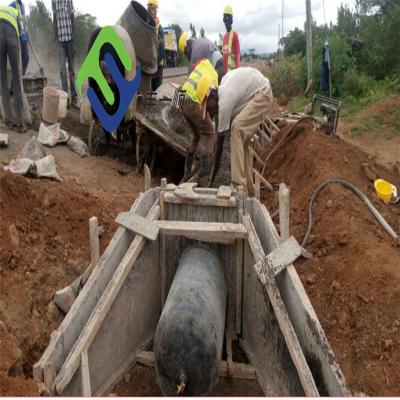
[205,68,273,196]
[148,0,165,91]
[179,32,224,80]
[0,5,26,132]
[222,5,240,74]
[180,59,218,182]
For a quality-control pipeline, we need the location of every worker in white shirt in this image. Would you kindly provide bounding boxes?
[205,67,273,196]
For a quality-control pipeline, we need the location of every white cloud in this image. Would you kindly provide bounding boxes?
[26,0,356,53]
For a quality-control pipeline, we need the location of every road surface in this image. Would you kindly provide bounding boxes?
[163,67,187,78]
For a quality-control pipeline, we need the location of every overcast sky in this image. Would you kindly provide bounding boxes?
[26,0,356,53]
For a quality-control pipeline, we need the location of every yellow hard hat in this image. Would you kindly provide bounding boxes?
[179,32,189,54]
[148,0,158,6]
[197,74,213,104]
[224,5,233,15]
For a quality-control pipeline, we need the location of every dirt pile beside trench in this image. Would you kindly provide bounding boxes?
[0,170,128,395]
[262,122,400,396]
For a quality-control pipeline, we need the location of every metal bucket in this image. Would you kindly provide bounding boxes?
[117,1,158,75]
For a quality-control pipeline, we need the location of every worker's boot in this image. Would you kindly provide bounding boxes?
[182,151,195,182]
[199,154,213,178]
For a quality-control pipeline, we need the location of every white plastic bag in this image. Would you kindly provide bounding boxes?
[3,158,35,175]
[34,155,61,181]
[67,136,89,158]
[18,137,47,161]
[38,123,70,147]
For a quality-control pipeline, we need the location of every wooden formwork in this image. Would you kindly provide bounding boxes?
[35,183,349,397]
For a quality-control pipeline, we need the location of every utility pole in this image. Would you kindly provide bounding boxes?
[305,0,313,95]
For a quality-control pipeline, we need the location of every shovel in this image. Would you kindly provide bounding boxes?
[28,38,45,77]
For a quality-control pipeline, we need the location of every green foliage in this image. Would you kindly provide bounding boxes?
[280,28,306,57]
[336,4,357,36]
[268,55,305,98]
[27,0,98,70]
[312,33,356,96]
[73,13,99,64]
[341,68,376,97]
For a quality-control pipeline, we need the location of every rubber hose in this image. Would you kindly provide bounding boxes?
[302,179,398,248]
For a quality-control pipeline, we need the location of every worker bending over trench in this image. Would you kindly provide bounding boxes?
[206,67,274,197]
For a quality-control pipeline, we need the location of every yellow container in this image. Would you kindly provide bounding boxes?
[374,179,395,203]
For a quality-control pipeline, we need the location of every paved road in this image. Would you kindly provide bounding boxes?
[163,67,187,78]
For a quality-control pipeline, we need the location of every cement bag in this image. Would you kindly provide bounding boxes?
[80,97,93,126]
[3,158,35,175]
[18,137,47,161]
[34,155,61,180]
[38,123,60,147]
[67,136,89,158]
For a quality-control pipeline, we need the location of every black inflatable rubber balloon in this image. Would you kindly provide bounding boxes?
[154,247,227,396]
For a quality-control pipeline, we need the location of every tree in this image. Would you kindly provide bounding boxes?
[336,4,358,36]
[189,23,197,39]
[280,28,306,57]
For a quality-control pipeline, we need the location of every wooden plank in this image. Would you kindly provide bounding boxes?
[256,203,350,395]
[43,361,56,395]
[54,203,161,395]
[80,351,91,396]
[144,164,152,192]
[279,184,290,241]
[255,173,261,201]
[255,237,305,283]
[160,191,167,309]
[155,221,247,244]
[217,185,233,199]
[116,212,160,241]
[89,216,99,267]
[242,215,319,396]
[37,191,156,375]
[251,149,264,167]
[164,192,236,208]
[254,170,274,192]
[175,183,200,200]
[235,239,244,336]
[135,351,256,381]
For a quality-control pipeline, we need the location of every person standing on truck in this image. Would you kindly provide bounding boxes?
[9,0,29,75]
[205,68,273,196]
[147,0,165,91]
[0,5,26,132]
[222,5,240,74]
[52,0,79,108]
[179,32,224,79]
[180,59,218,182]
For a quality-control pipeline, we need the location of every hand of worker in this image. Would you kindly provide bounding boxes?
[218,130,230,139]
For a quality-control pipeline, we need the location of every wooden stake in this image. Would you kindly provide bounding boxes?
[160,191,167,310]
[144,164,151,192]
[89,217,100,267]
[255,173,261,201]
[279,184,290,241]
[43,361,56,395]
[81,350,91,397]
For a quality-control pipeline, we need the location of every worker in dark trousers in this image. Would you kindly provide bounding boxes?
[9,0,29,75]
[0,5,26,132]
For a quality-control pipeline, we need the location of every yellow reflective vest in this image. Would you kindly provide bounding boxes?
[182,59,218,104]
[0,5,19,35]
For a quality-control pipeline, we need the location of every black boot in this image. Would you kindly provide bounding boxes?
[199,154,213,178]
[182,151,195,182]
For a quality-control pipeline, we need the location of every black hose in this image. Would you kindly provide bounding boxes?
[302,179,398,248]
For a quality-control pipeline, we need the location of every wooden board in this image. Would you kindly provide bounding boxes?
[217,186,233,199]
[36,190,158,384]
[164,192,237,208]
[55,203,161,394]
[251,201,350,395]
[116,212,160,241]
[155,221,247,244]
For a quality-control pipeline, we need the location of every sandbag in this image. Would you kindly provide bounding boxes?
[38,123,70,147]
[34,155,61,180]
[18,137,47,161]
[67,136,89,158]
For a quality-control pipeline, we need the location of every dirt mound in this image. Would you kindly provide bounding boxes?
[0,170,126,395]
[262,122,400,396]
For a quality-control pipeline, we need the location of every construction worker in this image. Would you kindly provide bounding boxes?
[52,0,78,108]
[179,32,223,78]
[147,0,165,91]
[205,67,273,196]
[0,5,26,132]
[9,0,29,75]
[181,59,218,182]
[222,5,240,74]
